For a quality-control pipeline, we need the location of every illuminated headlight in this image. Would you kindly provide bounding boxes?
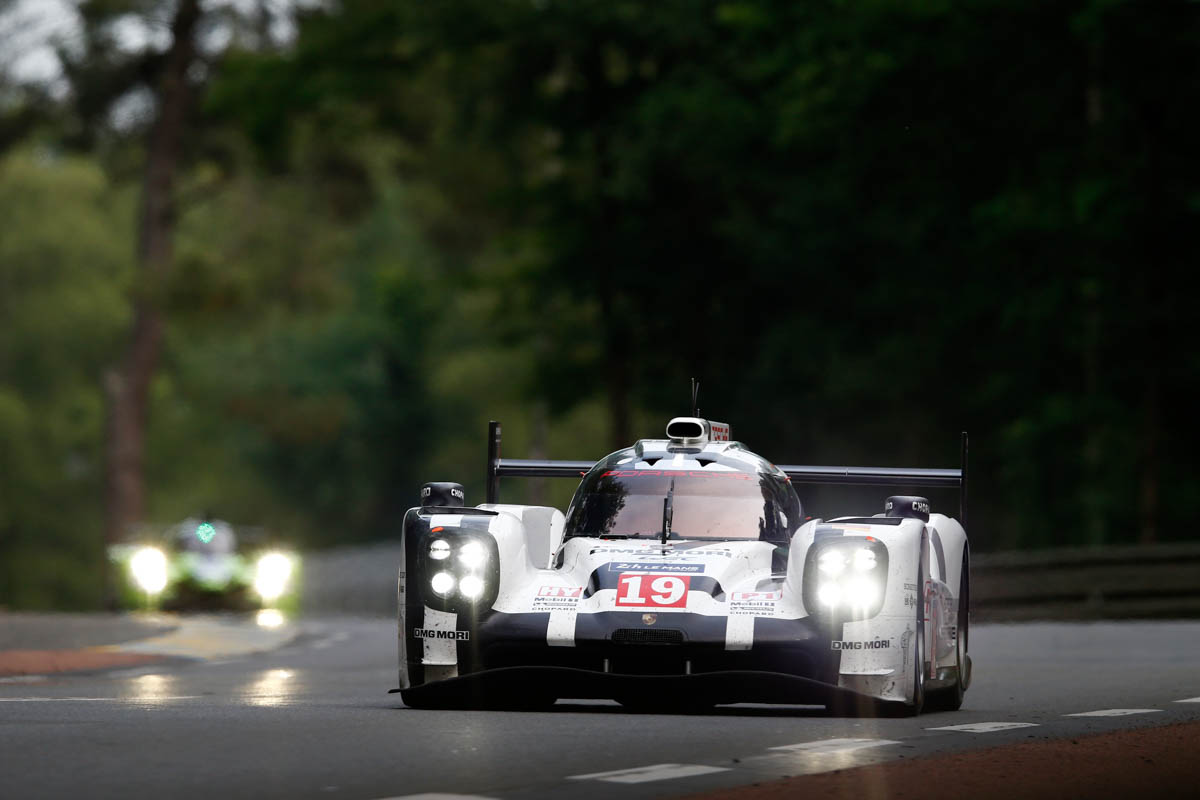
[459,575,485,599]
[817,582,841,606]
[430,572,456,596]
[429,539,451,560]
[457,541,488,569]
[853,548,877,572]
[254,552,294,601]
[844,577,879,609]
[130,547,168,594]
[805,539,889,617]
[818,550,846,576]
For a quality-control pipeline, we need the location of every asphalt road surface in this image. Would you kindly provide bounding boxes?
[2,617,1199,799]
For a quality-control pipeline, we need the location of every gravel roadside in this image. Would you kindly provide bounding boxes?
[0,612,176,650]
[0,612,177,677]
[682,720,1200,800]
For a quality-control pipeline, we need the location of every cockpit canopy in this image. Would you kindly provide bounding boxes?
[563,441,802,544]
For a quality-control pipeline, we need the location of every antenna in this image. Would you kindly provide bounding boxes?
[691,378,699,417]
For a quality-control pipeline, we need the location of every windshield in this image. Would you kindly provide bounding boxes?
[564,467,801,543]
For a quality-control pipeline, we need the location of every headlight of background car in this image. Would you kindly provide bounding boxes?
[130,546,169,594]
[420,531,499,611]
[803,537,889,619]
[254,552,295,602]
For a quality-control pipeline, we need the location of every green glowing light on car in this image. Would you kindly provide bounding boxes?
[196,522,216,543]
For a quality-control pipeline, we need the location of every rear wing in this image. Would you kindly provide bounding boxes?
[485,421,968,525]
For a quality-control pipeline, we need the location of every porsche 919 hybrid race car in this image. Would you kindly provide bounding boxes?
[393,417,971,714]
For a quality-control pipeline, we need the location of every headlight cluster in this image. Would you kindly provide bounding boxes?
[130,547,169,594]
[254,552,295,601]
[423,534,496,605]
[805,538,889,618]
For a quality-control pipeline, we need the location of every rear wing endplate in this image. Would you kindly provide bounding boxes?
[485,421,968,525]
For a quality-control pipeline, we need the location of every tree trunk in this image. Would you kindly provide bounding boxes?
[103,0,201,547]
[598,287,632,450]
[1138,375,1160,544]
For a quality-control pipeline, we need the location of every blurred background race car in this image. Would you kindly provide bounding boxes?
[108,517,300,611]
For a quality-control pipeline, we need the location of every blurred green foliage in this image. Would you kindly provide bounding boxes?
[0,0,1197,607]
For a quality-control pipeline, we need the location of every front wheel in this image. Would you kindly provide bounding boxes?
[902,562,927,716]
[925,552,969,712]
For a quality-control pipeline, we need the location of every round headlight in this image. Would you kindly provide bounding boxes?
[458,541,488,569]
[817,582,841,606]
[459,575,485,599]
[254,552,294,601]
[844,578,879,609]
[429,539,451,560]
[430,572,455,596]
[130,547,168,594]
[853,548,877,572]
[818,550,846,576]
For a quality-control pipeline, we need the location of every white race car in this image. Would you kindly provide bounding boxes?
[394,417,970,714]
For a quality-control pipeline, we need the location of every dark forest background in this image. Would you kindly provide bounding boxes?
[1,0,1196,608]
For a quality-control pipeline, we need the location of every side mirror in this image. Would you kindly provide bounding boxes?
[421,482,466,508]
[884,495,931,522]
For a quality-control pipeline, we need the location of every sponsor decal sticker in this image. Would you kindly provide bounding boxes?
[413,628,470,641]
[420,485,464,501]
[886,498,930,515]
[832,639,893,650]
[615,573,690,608]
[607,561,703,574]
[591,547,688,556]
[538,585,583,598]
[729,590,782,617]
[533,585,583,611]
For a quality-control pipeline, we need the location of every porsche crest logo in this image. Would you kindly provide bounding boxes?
[642,614,657,625]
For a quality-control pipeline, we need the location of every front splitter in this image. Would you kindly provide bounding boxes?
[391,666,887,710]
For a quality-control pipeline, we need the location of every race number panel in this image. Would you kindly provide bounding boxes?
[615,573,690,608]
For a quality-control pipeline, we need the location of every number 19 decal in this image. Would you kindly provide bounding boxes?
[615,573,690,608]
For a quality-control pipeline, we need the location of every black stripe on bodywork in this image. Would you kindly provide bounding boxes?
[475,610,832,682]
[403,508,504,686]
[929,528,946,580]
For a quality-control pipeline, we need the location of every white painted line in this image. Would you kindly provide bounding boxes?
[373,795,498,800]
[1065,709,1162,717]
[568,763,730,784]
[1175,697,1200,704]
[108,667,164,679]
[0,696,202,702]
[0,675,48,684]
[769,738,901,754]
[926,722,1039,733]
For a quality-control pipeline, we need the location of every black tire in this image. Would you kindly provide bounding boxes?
[925,552,969,712]
[902,560,927,716]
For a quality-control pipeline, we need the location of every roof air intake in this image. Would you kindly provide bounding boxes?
[665,417,731,444]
